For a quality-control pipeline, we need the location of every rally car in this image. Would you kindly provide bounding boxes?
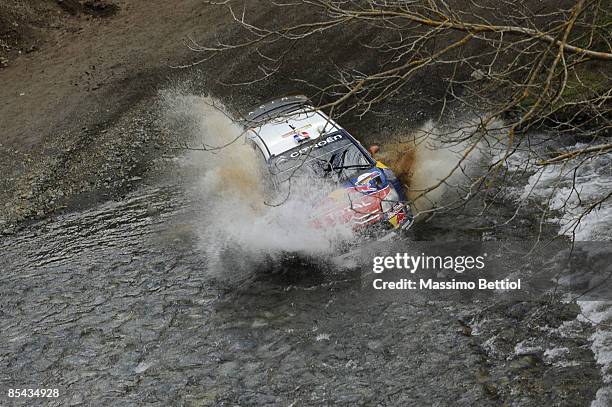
[244,96,413,235]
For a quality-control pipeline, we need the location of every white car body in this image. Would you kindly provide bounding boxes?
[245,97,346,159]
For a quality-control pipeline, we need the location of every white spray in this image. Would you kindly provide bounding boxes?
[160,92,354,272]
[375,117,505,215]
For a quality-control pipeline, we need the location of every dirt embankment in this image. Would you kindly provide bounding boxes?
[0,0,440,231]
[0,0,232,229]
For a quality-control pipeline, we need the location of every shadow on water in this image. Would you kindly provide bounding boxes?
[214,252,361,303]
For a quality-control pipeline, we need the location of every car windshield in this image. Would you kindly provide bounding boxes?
[269,132,373,183]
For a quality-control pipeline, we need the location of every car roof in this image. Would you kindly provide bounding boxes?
[247,106,343,159]
[245,95,310,123]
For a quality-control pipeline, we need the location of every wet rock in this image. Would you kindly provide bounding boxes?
[218,361,239,377]
[251,319,268,328]
[498,327,516,342]
[510,354,543,370]
[506,302,535,319]
[481,382,499,398]
[345,359,358,369]
[458,319,473,336]
[134,360,155,374]
[229,339,258,353]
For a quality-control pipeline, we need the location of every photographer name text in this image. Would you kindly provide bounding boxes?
[373,278,521,290]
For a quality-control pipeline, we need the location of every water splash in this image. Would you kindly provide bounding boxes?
[159,92,354,272]
[374,117,504,215]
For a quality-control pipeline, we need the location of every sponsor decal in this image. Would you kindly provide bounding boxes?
[388,210,406,228]
[281,124,312,138]
[289,134,344,158]
[293,131,310,143]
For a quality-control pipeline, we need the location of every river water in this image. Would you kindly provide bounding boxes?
[1,95,610,406]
